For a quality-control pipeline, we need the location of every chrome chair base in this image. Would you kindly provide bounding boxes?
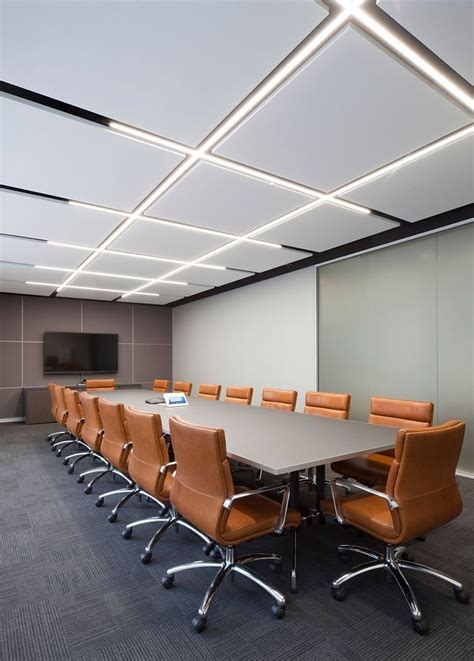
[162,546,286,633]
[332,543,470,635]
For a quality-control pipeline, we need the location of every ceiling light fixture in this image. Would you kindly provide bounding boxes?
[335,0,473,111]
[27,281,161,296]
[34,264,187,283]
[333,124,474,198]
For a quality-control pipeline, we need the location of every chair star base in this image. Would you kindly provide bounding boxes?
[162,546,286,633]
[331,543,470,635]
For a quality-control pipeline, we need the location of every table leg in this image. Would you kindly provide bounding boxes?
[316,465,326,525]
[289,471,300,510]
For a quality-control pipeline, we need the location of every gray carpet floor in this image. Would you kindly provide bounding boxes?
[0,421,473,660]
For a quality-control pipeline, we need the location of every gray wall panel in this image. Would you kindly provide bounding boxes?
[0,388,23,419]
[318,255,369,421]
[134,344,172,384]
[437,225,474,473]
[0,342,22,387]
[23,296,81,341]
[0,294,21,340]
[133,305,172,345]
[82,300,133,343]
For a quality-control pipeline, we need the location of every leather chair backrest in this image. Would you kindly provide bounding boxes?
[64,388,84,436]
[169,416,234,539]
[48,383,58,420]
[260,388,297,412]
[304,391,351,419]
[79,392,103,450]
[369,397,433,428]
[55,385,68,425]
[153,379,170,393]
[86,378,116,391]
[386,421,465,540]
[174,381,192,396]
[125,407,169,495]
[198,384,222,400]
[98,399,130,468]
[225,386,254,406]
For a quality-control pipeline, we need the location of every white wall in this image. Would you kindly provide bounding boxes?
[172,267,317,411]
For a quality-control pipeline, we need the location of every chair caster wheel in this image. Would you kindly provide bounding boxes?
[95,497,104,508]
[338,550,351,563]
[401,551,414,561]
[332,586,347,602]
[122,528,133,540]
[63,458,69,465]
[270,561,282,574]
[202,542,214,556]
[412,618,429,636]
[56,451,62,457]
[161,575,174,589]
[67,466,74,474]
[192,616,206,633]
[454,588,470,604]
[271,605,286,619]
[50,445,56,451]
[108,512,118,523]
[210,547,221,560]
[84,485,92,494]
[77,475,84,483]
[140,551,152,564]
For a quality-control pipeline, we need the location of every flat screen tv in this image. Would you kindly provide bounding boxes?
[43,332,118,374]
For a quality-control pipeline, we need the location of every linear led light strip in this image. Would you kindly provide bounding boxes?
[109,122,369,216]
[33,265,188,285]
[336,0,473,111]
[27,282,162,296]
[55,4,361,294]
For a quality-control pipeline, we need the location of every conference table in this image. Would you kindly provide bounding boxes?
[100,389,397,518]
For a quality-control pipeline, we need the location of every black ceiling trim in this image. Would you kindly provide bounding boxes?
[167,204,474,307]
[0,183,70,204]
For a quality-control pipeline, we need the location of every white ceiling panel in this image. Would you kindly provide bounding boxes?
[2,1,326,145]
[85,252,173,280]
[147,163,311,235]
[57,288,119,302]
[0,190,123,245]
[2,97,183,210]
[379,1,473,83]
[71,272,146,293]
[260,205,398,252]
[178,265,253,288]
[109,218,229,261]
[0,262,65,284]
[347,135,473,221]
[205,244,311,272]
[0,280,57,296]
[145,282,212,297]
[215,26,471,191]
[0,235,90,269]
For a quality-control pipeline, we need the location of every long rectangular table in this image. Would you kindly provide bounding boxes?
[99,389,397,516]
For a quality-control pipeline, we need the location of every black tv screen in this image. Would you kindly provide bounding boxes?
[44,332,118,374]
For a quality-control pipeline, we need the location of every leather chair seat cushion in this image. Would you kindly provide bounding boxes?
[331,453,393,487]
[321,493,398,541]
[220,487,301,545]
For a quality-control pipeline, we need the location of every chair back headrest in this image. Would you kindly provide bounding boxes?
[86,378,116,391]
[64,388,82,419]
[304,391,351,419]
[80,392,102,430]
[48,383,58,416]
[125,407,169,466]
[174,381,192,395]
[225,386,254,405]
[369,396,433,428]
[98,399,129,445]
[260,388,297,412]
[153,379,170,392]
[198,384,222,400]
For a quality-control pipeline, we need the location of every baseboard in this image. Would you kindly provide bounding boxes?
[456,469,474,480]
[0,417,25,423]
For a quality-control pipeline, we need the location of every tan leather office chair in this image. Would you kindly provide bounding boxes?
[86,378,116,391]
[74,393,110,487]
[198,384,221,401]
[120,408,213,561]
[304,391,351,419]
[50,385,76,456]
[47,383,69,445]
[260,388,297,412]
[60,388,92,472]
[161,416,301,633]
[224,386,253,406]
[86,401,135,514]
[153,379,170,393]
[325,421,469,635]
[174,381,192,396]
[331,397,434,486]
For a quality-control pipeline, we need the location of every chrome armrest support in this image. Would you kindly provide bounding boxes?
[123,442,133,450]
[330,478,399,526]
[160,461,177,475]
[223,484,291,535]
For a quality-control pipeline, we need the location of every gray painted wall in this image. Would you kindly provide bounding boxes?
[319,224,474,475]
[172,267,317,411]
[0,294,172,420]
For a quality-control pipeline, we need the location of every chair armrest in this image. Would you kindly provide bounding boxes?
[330,478,399,526]
[160,461,177,475]
[123,442,133,450]
[223,484,291,535]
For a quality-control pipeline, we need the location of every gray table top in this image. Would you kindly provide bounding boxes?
[98,389,397,476]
